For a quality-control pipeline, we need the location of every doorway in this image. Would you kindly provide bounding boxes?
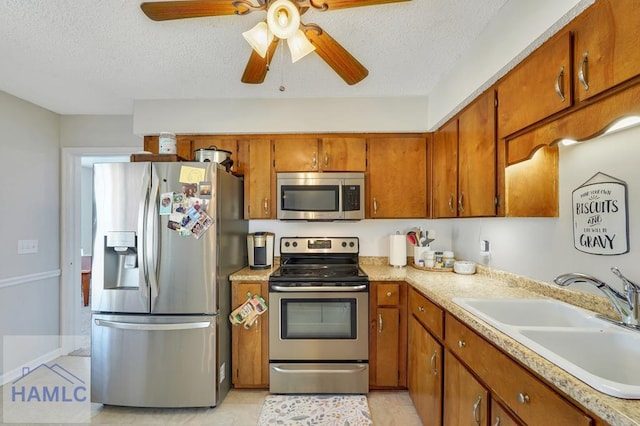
[60,148,135,355]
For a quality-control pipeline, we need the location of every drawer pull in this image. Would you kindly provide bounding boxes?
[494,416,501,426]
[472,395,482,425]
[429,350,438,375]
[458,340,467,348]
[386,291,392,297]
[418,306,425,312]
[517,392,530,404]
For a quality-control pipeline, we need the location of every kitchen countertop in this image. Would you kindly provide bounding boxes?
[229,259,640,425]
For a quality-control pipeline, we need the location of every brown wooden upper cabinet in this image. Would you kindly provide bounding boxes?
[367,136,428,218]
[497,31,572,139]
[273,137,366,172]
[573,0,640,103]
[244,138,273,219]
[433,91,497,218]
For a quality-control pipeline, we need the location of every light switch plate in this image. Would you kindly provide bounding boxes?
[18,240,38,254]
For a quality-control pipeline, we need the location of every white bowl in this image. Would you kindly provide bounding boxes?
[453,261,476,275]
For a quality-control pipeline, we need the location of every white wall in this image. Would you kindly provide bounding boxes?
[0,91,60,377]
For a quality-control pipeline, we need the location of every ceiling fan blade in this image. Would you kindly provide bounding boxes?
[241,39,279,84]
[319,0,410,11]
[305,28,368,85]
[140,1,240,21]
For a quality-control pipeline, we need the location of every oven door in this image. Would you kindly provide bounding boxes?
[268,287,369,361]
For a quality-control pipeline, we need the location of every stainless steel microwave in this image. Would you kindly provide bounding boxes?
[277,172,365,221]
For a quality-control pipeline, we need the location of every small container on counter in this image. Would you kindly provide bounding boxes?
[443,251,455,268]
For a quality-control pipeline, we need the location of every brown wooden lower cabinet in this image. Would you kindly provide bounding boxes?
[369,281,407,388]
[444,350,489,425]
[231,281,269,388]
[408,314,442,425]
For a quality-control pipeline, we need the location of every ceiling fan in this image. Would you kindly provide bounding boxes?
[140,0,410,85]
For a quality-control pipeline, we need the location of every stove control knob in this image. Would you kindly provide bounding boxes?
[292,242,298,247]
[284,242,290,247]
[342,242,347,248]
[349,242,355,247]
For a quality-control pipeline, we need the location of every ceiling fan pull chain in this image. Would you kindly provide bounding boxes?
[279,41,286,92]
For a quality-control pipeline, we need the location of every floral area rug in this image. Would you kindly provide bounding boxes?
[258,394,373,425]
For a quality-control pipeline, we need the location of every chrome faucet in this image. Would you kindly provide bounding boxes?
[554,267,640,329]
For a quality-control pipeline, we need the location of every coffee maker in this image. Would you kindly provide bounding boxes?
[247,232,274,270]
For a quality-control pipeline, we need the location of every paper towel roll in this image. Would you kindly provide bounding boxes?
[389,234,407,267]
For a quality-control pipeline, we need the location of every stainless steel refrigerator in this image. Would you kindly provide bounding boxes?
[90,161,247,408]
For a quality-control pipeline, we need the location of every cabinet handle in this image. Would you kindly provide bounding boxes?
[418,306,425,312]
[386,291,392,297]
[255,318,259,333]
[378,313,383,333]
[312,152,318,168]
[458,192,465,213]
[263,198,269,215]
[578,51,589,91]
[554,66,566,102]
[517,392,530,404]
[429,350,438,375]
[324,153,329,167]
[472,395,482,425]
[458,340,466,348]
[373,197,378,215]
[494,416,501,426]
[448,193,455,213]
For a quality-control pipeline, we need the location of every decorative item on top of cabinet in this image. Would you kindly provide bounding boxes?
[244,138,274,219]
[369,282,407,389]
[367,135,429,218]
[433,91,497,218]
[407,288,444,426]
[572,0,640,103]
[272,137,366,172]
[186,136,245,175]
[143,135,191,159]
[231,281,269,388]
[497,31,572,139]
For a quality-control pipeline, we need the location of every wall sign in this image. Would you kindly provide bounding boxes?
[572,172,629,255]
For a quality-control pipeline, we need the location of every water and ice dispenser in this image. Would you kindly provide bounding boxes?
[103,231,138,289]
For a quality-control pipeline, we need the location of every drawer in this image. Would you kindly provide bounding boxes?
[445,314,592,426]
[408,288,443,340]
[377,283,400,306]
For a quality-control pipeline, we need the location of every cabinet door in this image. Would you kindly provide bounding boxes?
[498,31,572,138]
[573,0,640,102]
[367,137,428,218]
[231,282,269,388]
[246,139,273,219]
[432,120,458,218]
[408,315,443,426]
[320,137,367,171]
[273,138,319,171]
[444,351,488,426]
[374,307,400,387]
[458,90,497,217]
[492,399,524,426]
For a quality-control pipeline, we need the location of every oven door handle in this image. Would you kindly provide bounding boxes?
[271,365,368,374]
[270,284,368,292]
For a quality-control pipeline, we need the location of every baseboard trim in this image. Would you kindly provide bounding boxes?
[0,347,63,386]
[0,269,61,290]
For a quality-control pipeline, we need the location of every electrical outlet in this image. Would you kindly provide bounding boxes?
[480,240,490,256]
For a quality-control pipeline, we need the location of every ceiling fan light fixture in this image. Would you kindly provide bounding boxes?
[242,21,274,58]
[267,0,300,39]
[287,30,316,63]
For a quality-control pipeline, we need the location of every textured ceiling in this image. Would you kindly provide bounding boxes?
[0,0,509,115]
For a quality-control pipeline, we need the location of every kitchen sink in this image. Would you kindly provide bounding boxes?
[452,298,605,328]
[452,297,640,398]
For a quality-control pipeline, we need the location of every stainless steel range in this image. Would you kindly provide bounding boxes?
[268,237,369,394]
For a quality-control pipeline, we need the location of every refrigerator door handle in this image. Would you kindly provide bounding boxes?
[146,165,160,300]
[138,164,151,302]
[94,319,212,331]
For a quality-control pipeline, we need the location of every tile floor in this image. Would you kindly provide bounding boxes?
[1,355,423,425]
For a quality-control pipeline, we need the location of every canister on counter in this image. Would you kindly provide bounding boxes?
[443,251,455,268]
